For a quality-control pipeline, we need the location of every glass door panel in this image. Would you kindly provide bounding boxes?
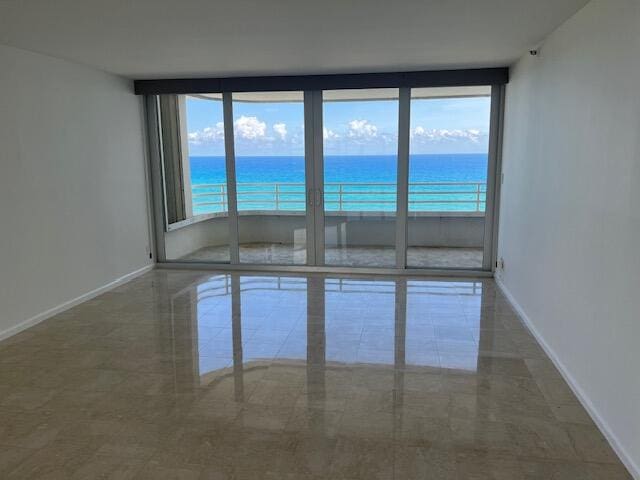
[407,87,491,269]
[232,91,307,264]
[164,94,231,262]
[322,89,399,267]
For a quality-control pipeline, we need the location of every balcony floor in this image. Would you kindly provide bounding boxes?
[180,243,484,269]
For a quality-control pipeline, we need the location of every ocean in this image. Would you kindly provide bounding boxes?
[190,153,487,215]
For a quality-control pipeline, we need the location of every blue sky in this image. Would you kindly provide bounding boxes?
[186,95,490,156]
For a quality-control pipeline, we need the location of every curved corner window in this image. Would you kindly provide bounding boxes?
[159,94,230,262]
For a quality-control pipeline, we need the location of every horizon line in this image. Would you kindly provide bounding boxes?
[189,152,488,158]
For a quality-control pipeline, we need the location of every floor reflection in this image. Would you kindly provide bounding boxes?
[0,270,628,478]
[170,273,487,393]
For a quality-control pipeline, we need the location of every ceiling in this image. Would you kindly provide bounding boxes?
[0,0,589,79]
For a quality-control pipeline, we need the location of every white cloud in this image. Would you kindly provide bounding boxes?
[188,117,487,155]
[234,115,266,140]
[411,127,483,143]
[323,127,339,140]
[188,121,225,145]
[348,119,378,138]
[273,122,287,140]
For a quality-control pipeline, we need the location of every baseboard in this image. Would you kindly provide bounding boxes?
[495,276,640,480]
[0,264,155,342]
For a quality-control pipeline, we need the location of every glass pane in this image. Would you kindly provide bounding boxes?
[407,86,491,269]
[232,92,307,264]
[322,89,399,267]
[164,94,230,262]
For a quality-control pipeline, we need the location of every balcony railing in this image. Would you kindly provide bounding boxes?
[191,181,486,215]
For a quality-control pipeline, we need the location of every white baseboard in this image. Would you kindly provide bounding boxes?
[495,276,639,480]
[0,264,155,342]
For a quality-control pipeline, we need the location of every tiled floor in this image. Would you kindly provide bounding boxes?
[181,243,484,269]
[0,270,631,479]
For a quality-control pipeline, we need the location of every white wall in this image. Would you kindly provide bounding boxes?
[165,218,229,259]
[164,213,486,259]
[497,0,640,475]
[0,44,152,338]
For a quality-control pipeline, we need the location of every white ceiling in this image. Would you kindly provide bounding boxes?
[0,0,589,79]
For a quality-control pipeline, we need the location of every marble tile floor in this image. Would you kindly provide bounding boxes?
[180,243,484,269]
[0,270,631,479]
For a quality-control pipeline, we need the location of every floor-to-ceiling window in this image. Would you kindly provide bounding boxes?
[407,87,491,269]
[232,92,308,265]
[161,94,231,262]
[322,89,399,267]
[149,73,503,272]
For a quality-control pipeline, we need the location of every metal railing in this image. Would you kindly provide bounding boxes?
[192,181,486,214]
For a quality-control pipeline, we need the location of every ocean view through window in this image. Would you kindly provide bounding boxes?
[232,91,307,264]
[407,87,490,268]
[322,88,400,267]
[158,85,494,269]
[189,153,488,216]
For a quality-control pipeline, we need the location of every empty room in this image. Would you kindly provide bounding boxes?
[0,0,638,478]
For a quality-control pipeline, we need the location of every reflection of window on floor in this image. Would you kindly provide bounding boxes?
[185,275,485,384]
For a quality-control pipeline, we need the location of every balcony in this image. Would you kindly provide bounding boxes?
[166,181,486,268]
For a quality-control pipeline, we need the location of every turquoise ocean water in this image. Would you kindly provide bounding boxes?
[191,153,487,215]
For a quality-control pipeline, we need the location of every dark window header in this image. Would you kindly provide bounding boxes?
[134,68,508,95]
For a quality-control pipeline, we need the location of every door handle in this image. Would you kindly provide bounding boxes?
[315,189,323,207]
[307,189,314,207]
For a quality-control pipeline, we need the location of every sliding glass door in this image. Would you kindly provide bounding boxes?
[153,84,501,272]
[407,87,492,269]
[231,92,307,265]
[321,89,400,267]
